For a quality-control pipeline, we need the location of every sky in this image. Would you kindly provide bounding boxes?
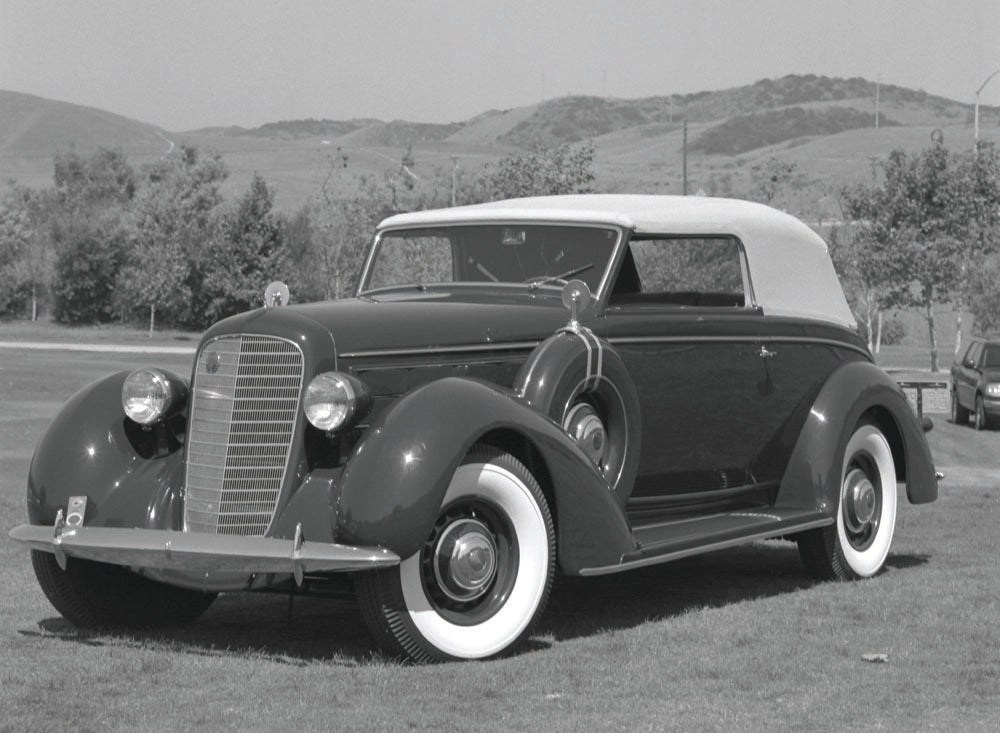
[1,0,999,131]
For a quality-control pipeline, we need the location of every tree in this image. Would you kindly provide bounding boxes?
[967,254,1000,335]
[47,149,137,324]
[951,142,1000,347]
[127,146,228,328]
[748,157,798,207]
[841,137,1000,370]
[826,222,895,352]
[51,213,130,323]
[115,237,191,336]
[465,143,596,203]
[200,174,290,324]
[0,186,37,316]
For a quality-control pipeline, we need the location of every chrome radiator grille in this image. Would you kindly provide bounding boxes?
[184,335,304,536]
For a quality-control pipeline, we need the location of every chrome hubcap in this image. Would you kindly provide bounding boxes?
[432,518,498,603]
[564,403,607,467]
[843,467,877,533]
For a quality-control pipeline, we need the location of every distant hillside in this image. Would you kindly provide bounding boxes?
[236,118,378,140]
[337,120,465,146]
[495,75,970,148]
[1,75,997,212]
[692,106,899,155]
[0,89,167,155]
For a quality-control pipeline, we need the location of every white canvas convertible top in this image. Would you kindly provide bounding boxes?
[378,195,856,329]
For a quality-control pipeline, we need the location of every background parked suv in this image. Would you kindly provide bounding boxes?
[951,337,1000,430]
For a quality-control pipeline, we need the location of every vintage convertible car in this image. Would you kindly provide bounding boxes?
[11,195,938,662]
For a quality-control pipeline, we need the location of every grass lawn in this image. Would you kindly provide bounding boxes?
[0,318,199,348]
[1,348,997,731]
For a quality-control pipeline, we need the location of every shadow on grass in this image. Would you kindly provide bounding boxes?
[18,542,930,664]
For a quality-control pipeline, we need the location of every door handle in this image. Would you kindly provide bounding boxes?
[759,345,777,360]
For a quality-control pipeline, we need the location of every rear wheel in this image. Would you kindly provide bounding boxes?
[951,387,969,424]
[356,446,555,662]
[32,551,216,628]
[798,423,897,580]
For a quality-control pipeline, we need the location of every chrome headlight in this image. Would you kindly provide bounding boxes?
[303,372,371,431]
[122,368,188,425]
[986,383,1000,398]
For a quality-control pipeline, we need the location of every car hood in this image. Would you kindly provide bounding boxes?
[982,368,1000,383]
[200,290,574,358]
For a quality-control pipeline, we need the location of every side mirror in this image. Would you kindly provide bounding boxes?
[561,279,592,330]
[264,281,290,308]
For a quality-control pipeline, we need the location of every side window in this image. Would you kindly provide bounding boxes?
[965,342,982,368]
[368,233,453,290]
[612,237,746,307]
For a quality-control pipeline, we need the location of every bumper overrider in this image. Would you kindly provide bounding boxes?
[9,504,400,586]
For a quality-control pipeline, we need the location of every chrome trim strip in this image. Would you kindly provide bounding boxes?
[339,341,541,360]
[577,518,833,576]
[608,334,869,358]
[9,523,400,574]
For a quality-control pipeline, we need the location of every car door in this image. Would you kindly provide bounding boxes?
[603,235,771,516]
[746,319,871,484]
[955,341,982,410]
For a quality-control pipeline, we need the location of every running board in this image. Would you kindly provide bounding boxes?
[578,508,832,576]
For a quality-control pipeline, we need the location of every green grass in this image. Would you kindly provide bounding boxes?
[1,348,998,731]
[0,318,198,348]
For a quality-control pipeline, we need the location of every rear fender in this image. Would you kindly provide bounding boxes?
[336,377,636,573]
[26,372,186,530]
[779,361,938,511]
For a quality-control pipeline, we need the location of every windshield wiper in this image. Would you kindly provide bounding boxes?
[526,263,594,291]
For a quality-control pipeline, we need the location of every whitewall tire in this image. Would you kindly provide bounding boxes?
[798,423,897,580]
[356,446,555,662]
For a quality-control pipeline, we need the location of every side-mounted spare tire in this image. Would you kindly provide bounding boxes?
[514,328,641,506]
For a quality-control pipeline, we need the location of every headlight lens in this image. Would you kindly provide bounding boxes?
[303,372,360,431]
[986,383,1000,398]
[122,369,174,424]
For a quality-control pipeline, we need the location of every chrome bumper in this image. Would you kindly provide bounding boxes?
[9,512,399,583]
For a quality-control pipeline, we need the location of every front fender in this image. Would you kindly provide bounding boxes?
[779,361,938,512]
[26,372,186,530]
[336,377,636,572]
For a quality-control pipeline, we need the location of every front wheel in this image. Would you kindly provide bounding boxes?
[356,447,555,662]
[797,423,898,580]
[974,395,990,430]
[32,551,216,628]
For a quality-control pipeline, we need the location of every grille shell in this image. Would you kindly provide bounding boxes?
[184,335,305,536]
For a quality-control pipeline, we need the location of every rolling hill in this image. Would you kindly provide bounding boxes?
[1,75,998,216]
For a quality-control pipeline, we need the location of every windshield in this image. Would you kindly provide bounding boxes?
[984,345,1000,369]
[361,224,620,295]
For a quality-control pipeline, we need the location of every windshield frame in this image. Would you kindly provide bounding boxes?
[357,221,627,300]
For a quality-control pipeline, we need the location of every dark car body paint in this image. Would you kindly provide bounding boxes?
[25,283,936,584]
[336,376,635,573]
[779,360,938,511]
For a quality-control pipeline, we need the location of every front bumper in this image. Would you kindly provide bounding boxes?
[9,512,400,583]
[982,395,1000,418]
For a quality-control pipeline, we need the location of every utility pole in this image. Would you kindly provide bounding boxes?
[450,156,459,206]
[975,69,1000,145]
[682,119,688,195]
[875,74,880,129]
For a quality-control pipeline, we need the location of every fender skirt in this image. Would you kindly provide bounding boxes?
[336,376,637,574]
[778,361,938,511]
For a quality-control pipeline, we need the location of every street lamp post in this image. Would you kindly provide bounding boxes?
[974,69,1000,145]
